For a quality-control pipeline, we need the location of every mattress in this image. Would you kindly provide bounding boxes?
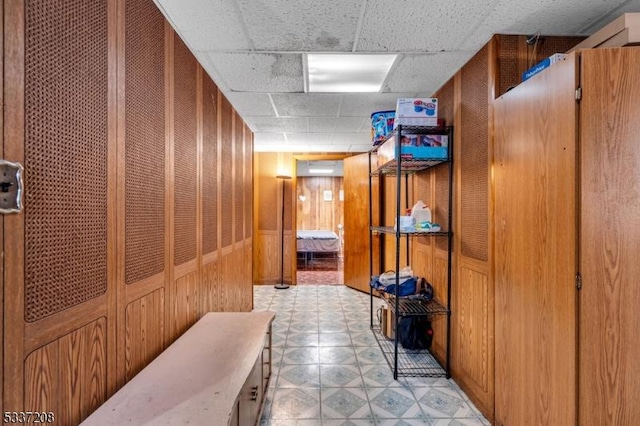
[296,230,340,252]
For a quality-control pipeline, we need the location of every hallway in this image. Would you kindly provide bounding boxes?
[254,285,490,425]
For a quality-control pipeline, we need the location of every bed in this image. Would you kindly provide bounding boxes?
[296,230,340,270]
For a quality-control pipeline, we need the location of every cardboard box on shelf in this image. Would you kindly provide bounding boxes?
[522,53,566,82]
[393,98,439,128]
[377,133,448,164]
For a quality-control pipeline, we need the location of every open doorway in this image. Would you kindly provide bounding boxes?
[295,159,344,285]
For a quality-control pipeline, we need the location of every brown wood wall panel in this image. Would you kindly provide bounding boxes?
[283,179,293,231]
[431,256,448,362]
[437,78,455,126]
[494,55,577,426]
[296,177,344,232]
[173,36,198,266]
[234,112,244,242]
[24,318,107,425]
[244,125,253,239]
[24,342,58,414]
[220,97,233,247]
[202,77,218,254]
[412,243,433,286]
[255,234,280,282]
[579,48,640,426]
[434,166,449,252]
[220,252,239,311]
[457,266,489,392]
[201,260,219,313]
[460,46,489,262]
[343,153,374,292]
[24,0,109,321]
[125,289,165,382]
[413,171,432,249]
[59,318,107,424]
[173,271,199,338]
[4,0,255,417]
[0,0,3,408]
[242,243,253,310]
[496,35,585,97]
[124,0,165,284]
[257,154,278,231]
[497,35,520,97]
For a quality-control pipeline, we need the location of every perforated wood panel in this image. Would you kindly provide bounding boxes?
[202,77,218,254]
[173,35,197,266]
[498,35,520,97]
[24,0,108,321]
[433,77,454,253]
[437,78,454,126]
[460,45,489,262]
[221,97,233,247]
[234,111,244,242]
[124,0,165,284]
[497,35,585,97]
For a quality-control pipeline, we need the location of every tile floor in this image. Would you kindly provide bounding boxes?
[253,284,491,426]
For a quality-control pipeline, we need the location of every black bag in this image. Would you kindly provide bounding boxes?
[397,316,433,350]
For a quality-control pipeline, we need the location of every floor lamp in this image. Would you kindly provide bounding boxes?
[275,175,291,289]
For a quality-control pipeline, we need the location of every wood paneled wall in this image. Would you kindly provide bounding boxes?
[402,34,585,422]
[2,0,253,421]
[253,152,295,285]
[296,176,343,233]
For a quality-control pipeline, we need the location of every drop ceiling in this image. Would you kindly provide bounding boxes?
[154,0,640,153]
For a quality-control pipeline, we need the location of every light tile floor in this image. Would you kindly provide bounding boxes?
[254,285,491,426]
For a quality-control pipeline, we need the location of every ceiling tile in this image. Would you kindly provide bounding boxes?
[236,0,362,51]
[308,117,368,133]
[285,133,333,144]
[254,133,286,144]
[155,0,251,51]
[384,52,474,93]
[458,0,630,50]
[357,0,492,52]
[338,93,413,117]
[331,133,372,146]
[224,93,275,117]
[248,117,308,133]
[203,52,303,92]
[271,94,343,117]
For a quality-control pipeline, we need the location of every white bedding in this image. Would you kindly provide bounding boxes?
[296,230,339,252]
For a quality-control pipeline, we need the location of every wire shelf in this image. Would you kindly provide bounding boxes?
[372,158,450,176]
[371,325,446,378]
[370,226,449,237]
[385,296,449,317]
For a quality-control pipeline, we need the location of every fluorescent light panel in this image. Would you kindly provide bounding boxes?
[308,168,334,174]
[307,54,396,93]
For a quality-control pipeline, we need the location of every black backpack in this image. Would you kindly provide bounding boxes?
[397,316,433,350]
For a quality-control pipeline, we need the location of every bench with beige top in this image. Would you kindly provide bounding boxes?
[81,311,275,426]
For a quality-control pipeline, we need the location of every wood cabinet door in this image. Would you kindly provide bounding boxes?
[239,354,263,426]
[343,153,378,293]
[493,53,578,426]
[579,47,640,426]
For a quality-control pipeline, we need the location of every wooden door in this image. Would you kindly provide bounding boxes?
[579,47,640,426]
[343,153,377,292]
[493,53,578,426]
[3,1,118,419]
